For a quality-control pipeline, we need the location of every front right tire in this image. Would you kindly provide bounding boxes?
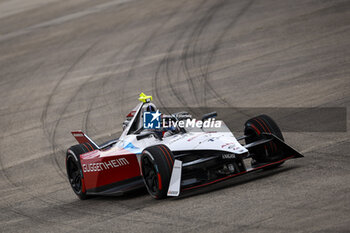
[141,145,174,199]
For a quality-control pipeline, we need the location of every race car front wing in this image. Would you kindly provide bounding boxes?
[167,133,303,196]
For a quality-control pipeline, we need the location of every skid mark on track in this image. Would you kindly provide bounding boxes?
[81,3,183,135]
[180,0,227,107]
[200,0,255,108]
[0,52,91,227]
[41,10,145,180]
[0,0,137,42]
[40,40,100,179]
[81,35,143,135]
[153,0,208,113]
[111,0,189,117]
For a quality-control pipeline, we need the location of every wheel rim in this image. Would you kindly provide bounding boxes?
[67,157,82,193]
[142,156,158,195]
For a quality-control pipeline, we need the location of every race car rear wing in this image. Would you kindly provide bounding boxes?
[71,131,100,149]
[71,130,118,150]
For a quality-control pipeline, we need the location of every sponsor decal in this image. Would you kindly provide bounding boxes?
[187,133,203,142]
[207,136,220,142]
[82,158,129,173]
[221,142,240,150]
[168,190,179,195]
[169,135,182,144]
[221,142,235,148]
[222,154,236,159]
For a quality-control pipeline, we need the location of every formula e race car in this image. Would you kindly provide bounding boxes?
[66,93,303,199]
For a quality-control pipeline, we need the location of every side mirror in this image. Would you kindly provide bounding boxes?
[201,111,217,121]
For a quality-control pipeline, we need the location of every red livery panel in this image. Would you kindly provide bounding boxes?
[80,149,141,190]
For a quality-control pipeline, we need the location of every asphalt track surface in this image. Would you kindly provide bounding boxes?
[0,0,350,232]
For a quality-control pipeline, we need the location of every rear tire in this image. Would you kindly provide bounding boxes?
[141,145,174,199]
[244,114,284,169]
[66,143,96,200]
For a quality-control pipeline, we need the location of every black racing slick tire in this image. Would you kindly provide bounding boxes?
[244,114,285,168]
[66,143,97,200]
[141,145,174,199]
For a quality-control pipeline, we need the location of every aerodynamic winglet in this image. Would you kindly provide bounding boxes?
[167,160,182,196]
[262,133,304,158]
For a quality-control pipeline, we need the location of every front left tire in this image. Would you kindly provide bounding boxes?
[244,114,285,169]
